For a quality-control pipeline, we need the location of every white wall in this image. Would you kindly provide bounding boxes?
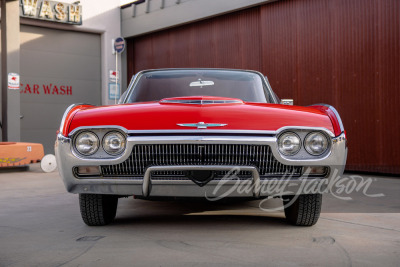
[121,0,276,38]
[79,0,123,105]
[20,0,122,105]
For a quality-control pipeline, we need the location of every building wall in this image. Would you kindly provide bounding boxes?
[1,0,122,151]
[121,0,274,37]
[125,0,400,174]
[19,0,122,106]
[19,25,101,154]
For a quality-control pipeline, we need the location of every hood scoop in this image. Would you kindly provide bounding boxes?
[160,96,244,105]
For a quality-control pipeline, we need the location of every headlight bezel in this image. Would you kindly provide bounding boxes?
[102,131,127,156]
[277,131,302,156]
[276,129,332,158]
[71,128,128,158]
[73,131,100,156]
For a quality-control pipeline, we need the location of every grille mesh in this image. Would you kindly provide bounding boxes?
[101,144,302,179]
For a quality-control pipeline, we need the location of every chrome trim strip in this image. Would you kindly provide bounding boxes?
[126,126,334,137]
[59,103,93,135]
[311,104,345,133]
[120,71,141,104]
[142,165,260,198]
[68,125,129,137]
[68,126,334,137]
[261,74,279,103]
[277,126,334,137]
[128,129,277,135]
[327,106,345,132]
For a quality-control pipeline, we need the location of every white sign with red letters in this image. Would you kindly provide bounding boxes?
[8,73,20,90]
[109,70,119,83]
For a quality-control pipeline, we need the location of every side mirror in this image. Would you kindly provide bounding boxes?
[280,99,294,105]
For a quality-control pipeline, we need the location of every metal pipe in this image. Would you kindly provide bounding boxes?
[1,0,8,141]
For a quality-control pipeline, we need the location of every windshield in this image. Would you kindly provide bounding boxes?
[124,69,271,103]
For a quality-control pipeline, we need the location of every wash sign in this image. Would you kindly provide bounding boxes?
[20,0,82,25]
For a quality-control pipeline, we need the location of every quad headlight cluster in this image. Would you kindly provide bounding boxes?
[74,131,126,156]
[278,131,330,156]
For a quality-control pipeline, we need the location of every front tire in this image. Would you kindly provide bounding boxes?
[283,194,322,226]
[79,194,118,226]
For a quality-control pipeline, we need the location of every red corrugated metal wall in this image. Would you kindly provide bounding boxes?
[127,0,400,174]
[128,7,262,71]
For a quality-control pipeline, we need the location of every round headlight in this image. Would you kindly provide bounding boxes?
[304,132,329,155]
[103,131,126,155]
[75,131,99,156]
[278,132,301,156]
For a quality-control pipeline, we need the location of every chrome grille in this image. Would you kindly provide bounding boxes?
[101,144,302,179]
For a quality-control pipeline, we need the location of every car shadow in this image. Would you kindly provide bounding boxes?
[111,198,290,227]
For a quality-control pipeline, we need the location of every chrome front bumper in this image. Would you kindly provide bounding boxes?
[55,133,347,198]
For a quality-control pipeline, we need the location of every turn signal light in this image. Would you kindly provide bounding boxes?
[76,166,101,176]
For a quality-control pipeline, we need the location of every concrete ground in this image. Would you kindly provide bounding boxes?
[0,164,399,267]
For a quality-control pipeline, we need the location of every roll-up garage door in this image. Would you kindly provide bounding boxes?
[19,25,101,154]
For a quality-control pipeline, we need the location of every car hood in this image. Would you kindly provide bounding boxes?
[67,97,334,135]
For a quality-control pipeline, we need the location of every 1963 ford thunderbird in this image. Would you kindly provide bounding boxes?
[55,69,347,226]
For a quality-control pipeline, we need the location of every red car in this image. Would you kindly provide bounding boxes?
[55,69,347,226]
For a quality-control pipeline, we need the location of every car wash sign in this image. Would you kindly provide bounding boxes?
[20,0,82,25]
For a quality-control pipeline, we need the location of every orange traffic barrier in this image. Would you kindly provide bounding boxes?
[0,142,45,167]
